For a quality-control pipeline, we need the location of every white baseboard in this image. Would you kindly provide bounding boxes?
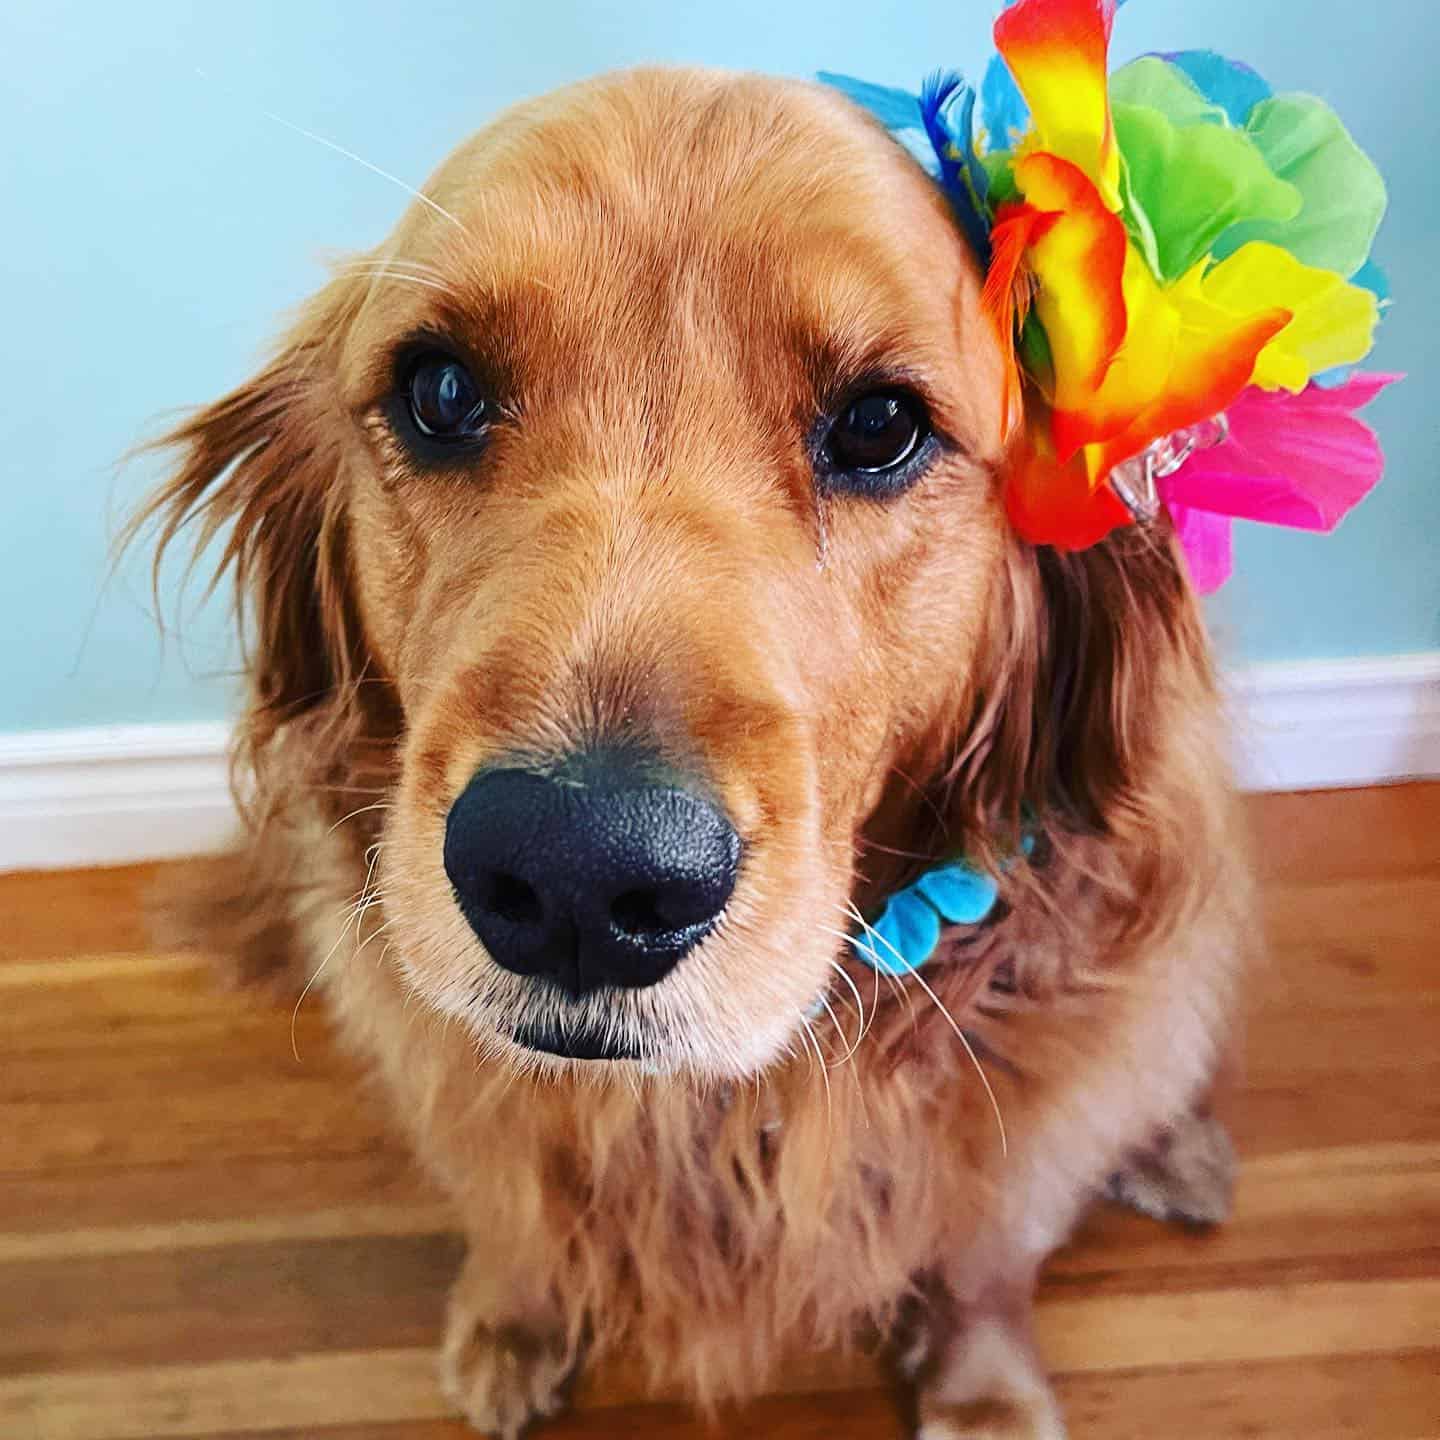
[2,654,1437,872]
[0,722,236,872]
[1226,653,1440,793]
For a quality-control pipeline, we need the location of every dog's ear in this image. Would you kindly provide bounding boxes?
[128,276,369,799]
[947,523,1218,867]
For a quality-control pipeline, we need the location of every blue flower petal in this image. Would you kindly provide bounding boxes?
[817,72,924,132]
[914,862,1000,925]
[980,52,1029,152]
[1160,50,1272,127]
[1351,259,1391,305]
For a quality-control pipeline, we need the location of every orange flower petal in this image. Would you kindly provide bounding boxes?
[1013,153,1128,452]
[1086,304,1292,482]
[1051,240,1180,460]
[1005,428,1133,550]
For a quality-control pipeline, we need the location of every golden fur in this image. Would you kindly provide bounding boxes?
[135,69,1252,1438]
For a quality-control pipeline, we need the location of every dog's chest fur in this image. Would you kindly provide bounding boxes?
[303,808,1246,1403]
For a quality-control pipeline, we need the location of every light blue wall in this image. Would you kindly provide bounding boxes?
[2,0,1434,733]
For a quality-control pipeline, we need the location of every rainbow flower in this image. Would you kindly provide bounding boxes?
[822,0,1394,587]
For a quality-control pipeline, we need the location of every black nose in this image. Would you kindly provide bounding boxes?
[443,751,741,996]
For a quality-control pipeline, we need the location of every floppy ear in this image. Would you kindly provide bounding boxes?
[947,521,1221,883]
[128,277,370,805]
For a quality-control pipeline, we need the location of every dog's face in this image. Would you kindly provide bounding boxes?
[355,72,1014,1076]
[155,69,1024,1078]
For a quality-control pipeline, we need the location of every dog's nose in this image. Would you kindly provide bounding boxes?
[443,751,741,995]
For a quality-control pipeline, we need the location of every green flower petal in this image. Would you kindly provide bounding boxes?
[1215,94,1387,277]
[1118,148,1163,279]
[1018,316,1054,399]
[1115,102,1301,282]
[1110,57,1228,128]
[981,150,1018,207]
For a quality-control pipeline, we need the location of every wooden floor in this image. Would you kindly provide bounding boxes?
[2,785,1438,1440]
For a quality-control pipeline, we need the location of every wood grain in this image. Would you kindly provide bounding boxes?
[2,784,1438,1438]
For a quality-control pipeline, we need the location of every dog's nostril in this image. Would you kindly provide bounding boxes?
[610,886,672,938]
[482,871,544,927]
[611,879,727,939]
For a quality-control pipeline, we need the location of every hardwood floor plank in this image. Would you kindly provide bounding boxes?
[0,1234,463,1377]
[1034,1278,1440,1374]
[0,1201,456,1264]
[1243,782,1440,883]
[179,1352,1440,1440]
[0,1078,391,1175]
[1235,1069,1440,1156]
[0,1348,453,1440]
[0,863,169,963]
[0,1150,434,1236]
[1055,1350,1440,1440]
[1051,1143,1440,1279]
[10,1276,1439,1440]
[188,1388,913,1440]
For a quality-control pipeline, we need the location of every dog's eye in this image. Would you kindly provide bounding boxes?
[820,390,931,492]
[405,353,488,441]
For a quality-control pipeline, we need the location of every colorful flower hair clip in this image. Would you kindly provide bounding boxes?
[822,0,1399,590]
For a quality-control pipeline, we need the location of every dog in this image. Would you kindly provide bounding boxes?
[136,68,1250,1438]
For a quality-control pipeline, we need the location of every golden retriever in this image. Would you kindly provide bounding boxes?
[136,68,1250,1438]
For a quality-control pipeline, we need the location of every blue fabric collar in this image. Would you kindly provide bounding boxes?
[850,836,1033,976]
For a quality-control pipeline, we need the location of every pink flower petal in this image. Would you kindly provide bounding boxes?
[1168,501,1234,594]
[1159,373,1400,532]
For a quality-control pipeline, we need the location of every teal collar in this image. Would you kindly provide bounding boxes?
[850,836,1033,976]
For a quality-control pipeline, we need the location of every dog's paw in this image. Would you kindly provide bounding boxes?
[916,1317,1066,1440]
[440,1317,575,1439]
[917,1390,1065,1439]
[1106,1104,1236,1228]
[916,1395,1065,1439]
[915,1399,1065,1440]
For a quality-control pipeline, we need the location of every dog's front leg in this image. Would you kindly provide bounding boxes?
[908,1270,1064,1440]
[440,1241,584,1440]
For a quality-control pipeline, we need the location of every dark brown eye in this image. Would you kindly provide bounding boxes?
[821,390,930,490]
[405,352,487,441]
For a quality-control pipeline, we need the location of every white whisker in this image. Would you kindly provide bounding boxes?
[797,1012,833,1133]
[326,798,393,835]
[292,844,386,1062]
[825,958,868,1049]
[837,902,922,1030]
[816,991,859,1067]
[817,978,871,1129]
[842,900,1008,1157]
[196,68,470,236]
[816,917,916,1033]
[343,255,448,280]
[335,265,451,295]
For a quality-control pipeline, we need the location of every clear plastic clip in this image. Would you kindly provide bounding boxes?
[1108,413,1230,524]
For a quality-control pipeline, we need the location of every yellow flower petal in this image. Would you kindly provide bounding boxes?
[1199,242,1380,393]
[994,0,1121,207]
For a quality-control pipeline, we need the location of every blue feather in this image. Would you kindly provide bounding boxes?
[816,72,924,132]
[818,68,991,262]
[919,70,991,263]
[980,51,1029,151]
[918,70,964,189]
